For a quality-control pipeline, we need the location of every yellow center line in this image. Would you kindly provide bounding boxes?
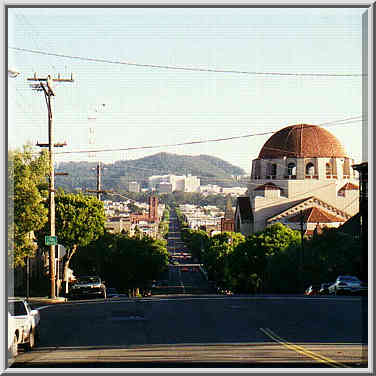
[260,327,349,368]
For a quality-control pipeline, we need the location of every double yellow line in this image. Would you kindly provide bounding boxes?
[260,327,348,368]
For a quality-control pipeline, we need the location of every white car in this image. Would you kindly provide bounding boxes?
[8,312,18,358]
[328,275,367,295]
[8,298,40,356]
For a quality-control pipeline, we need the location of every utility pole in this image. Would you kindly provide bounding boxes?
[299,210,305,292]
[86,162,113,199]
[96,162,102,201]
[28,72,74,299]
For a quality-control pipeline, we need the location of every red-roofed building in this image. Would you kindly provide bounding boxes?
[235,123,359,236]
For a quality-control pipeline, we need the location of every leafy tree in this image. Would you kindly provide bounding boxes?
[36,191,106,293]
[202,232,245,288]
[229,237,268,293]
[264,243,300,293]
[181,228,209,262]
[73,232,169,293]
[303,227,361,283]
[9,146,49,267]
[252,223,301,292]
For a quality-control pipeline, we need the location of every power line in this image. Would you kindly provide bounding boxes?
[9,46,365,77]
[52,116,363,156]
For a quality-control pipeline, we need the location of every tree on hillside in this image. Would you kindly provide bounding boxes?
[9,146,49,267]
[36,191,106,294]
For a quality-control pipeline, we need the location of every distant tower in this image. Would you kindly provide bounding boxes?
[148,195,159,223]
[221,196,235,232]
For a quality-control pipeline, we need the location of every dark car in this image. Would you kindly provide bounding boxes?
[69,276,107,299]
[304,284,320,296]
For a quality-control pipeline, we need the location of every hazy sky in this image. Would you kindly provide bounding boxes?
[8,7,367,173]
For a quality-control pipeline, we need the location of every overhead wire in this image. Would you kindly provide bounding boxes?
[50,116,363,156]
[9,46,365,77]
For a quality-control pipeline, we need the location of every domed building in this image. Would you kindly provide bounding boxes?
[235,124,359,236]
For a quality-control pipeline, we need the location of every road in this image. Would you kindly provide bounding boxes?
[154,208,213,295]
[11,295,367,368]
[10,209,368,368]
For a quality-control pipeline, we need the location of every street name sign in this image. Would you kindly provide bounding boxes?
[45,235,58,246]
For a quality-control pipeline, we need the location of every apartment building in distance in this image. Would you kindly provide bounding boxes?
[148,174,200,193]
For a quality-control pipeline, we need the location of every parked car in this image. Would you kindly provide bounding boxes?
[328,275,367,295]
[318,283,331,295]
[304,284,320,296]
[8,298,40,357]
[69,276,107,299]
[8,312,18,358]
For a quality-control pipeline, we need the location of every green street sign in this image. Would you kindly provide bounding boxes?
[45,235,57,246]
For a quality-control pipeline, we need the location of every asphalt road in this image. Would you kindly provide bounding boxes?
[10,209,368,369]
[11,294,368,368]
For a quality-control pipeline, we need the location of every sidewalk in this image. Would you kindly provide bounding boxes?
[27,296,67,305]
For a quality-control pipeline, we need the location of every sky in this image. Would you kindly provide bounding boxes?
[7,6,368,174]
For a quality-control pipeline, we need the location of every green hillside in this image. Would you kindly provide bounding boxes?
[55,152,246,193]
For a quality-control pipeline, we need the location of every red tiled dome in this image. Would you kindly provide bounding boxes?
[258,124,347,159]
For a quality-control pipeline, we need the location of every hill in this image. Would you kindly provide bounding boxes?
[55,152,247,193]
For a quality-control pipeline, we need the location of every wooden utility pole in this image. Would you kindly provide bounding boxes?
[300,210,305,292]
[96,162,102,201]
[28,73,74,299]
[86,162,113,199]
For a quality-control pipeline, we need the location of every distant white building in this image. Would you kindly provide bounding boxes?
[149,174,200,193]
[221,187,248,196]
[128,181,141,193]
[199,184,222,194]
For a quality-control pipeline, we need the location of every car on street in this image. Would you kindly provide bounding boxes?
[304,284,320,296]
[328,275,367,295]
[8,312,18,358]
[8,298,40,357]
[69,276,107,299]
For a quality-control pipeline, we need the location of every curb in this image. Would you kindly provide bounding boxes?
[27,297,67,304]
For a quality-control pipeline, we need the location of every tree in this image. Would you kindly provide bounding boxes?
[9,146,49,267]
[202,232,245,289]
[36,191,106,294]
[181,228,209,262]
[229,238,268,293]
[71,232,169,294]
[253,223,301,292]
[303,227,361,283]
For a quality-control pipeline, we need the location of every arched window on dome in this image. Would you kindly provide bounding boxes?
[305,162,316,178]
[326,163,332,178]
[267,163,277,179]
[287,163,297,179]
